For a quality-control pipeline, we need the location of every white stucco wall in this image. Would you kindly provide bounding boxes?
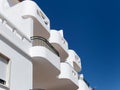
[78,79,90,90]
[0,40,32,90]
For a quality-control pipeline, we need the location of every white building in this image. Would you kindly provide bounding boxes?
[0,0,93,90]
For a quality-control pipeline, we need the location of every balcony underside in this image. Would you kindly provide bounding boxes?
[33,60,59,89]
[30,46,60,89]
[33,19,50,39]
[47,79,79,90]
[46,63,79,90]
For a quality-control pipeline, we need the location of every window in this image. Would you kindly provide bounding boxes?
[0,53,10,87]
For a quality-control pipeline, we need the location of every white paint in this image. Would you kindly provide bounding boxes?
[49,30,68,61]
[59,63,79,86]
[30,46,60,72]
[0,0,50,39]
[0,0,92,90]
[78,79,90,90]
[78,74,91,90]
[66,50,82,72]
[0,40,32,90]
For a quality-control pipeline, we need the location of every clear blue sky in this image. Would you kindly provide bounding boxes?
[34,0,120,90]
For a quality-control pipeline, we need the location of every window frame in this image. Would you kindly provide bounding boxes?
[0,53,11,89]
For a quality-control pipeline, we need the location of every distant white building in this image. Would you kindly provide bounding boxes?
[0,0,93,90]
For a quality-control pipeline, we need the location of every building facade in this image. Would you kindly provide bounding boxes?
[0,0,93,90]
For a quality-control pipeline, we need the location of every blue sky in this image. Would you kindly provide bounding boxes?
[34,0,120,90]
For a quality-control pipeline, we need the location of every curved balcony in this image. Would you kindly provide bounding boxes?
[59,63,79,88]
[21,1,50,39]
[29,36,60,89]
[49,30,68,62]
[47,63,79,90]
[66,50,82,72]
[0,0,50,39]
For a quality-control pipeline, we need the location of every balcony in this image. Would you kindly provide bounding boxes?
[21,1,50,39]
[29,36,60,89]
[59,63,79,89]
[49,30,68,62]
[66,50,82,72]
[78,74,90,90]
[47,63,79,90]
[0,0,50,39]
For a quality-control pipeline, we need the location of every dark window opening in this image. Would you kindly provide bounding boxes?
[0,79,6,85]
[18,0,23,2]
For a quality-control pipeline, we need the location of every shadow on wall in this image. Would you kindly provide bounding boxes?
[18,0,23,2]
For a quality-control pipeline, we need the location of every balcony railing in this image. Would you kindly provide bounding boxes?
[31,36,59,57]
